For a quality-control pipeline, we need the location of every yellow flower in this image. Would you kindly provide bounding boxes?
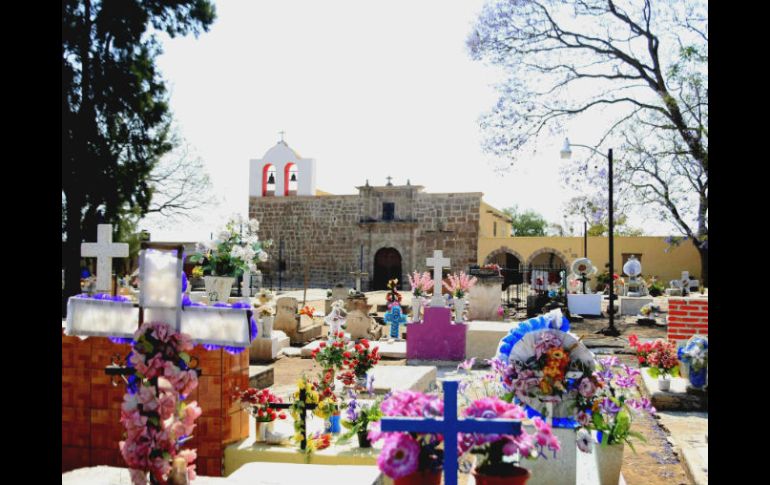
[539,380,552,394]
[547,348,567,361]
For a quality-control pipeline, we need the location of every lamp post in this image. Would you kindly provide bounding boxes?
[561,138,620,337]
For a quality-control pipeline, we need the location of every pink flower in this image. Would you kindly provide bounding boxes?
[138,386,159,412]
[158,392,177,420]
[577,411,591,427]
[151,322,172,343]
[377,433,420,479]
[181,401,203,435]
[578,378,596,398]
[129,468,148,485]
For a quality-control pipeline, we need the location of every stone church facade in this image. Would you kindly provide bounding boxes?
[248,141,490,290]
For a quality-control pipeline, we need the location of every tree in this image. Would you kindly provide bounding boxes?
[502,205,548,236]
[62,0,216,301]
[467,0,708,284]
[563,196,644,236]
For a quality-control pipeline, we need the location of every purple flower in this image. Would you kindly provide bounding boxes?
[627,397,656,414]
[457,357,476,372]
[614,375,636,389]
[345,399,360,423]
[600,398,621,416]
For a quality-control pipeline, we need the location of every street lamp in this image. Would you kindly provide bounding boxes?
[561,138,620,337]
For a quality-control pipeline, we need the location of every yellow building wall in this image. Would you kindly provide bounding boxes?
[477,236,703,286]
[479,201,512,238]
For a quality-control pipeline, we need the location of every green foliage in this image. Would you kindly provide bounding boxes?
[62,0,216,298]
[502,205,548,236]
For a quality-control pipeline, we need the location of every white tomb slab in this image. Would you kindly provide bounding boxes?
[373,339,406,359]
[62,466,228,485]
[367,364,436,394]
[300,334,351,357]
[465,321,517,361]
[619,296,653,316]
[227,462,382,485]
[80,224,129,292]
[568,293,603,316]
[249,331,290,362]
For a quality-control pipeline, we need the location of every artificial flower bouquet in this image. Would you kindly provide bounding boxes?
[341,338,381,381]
[299,305,316,318]
[630,337,679,379]
[189,215,270,277]
[190,266,204,279]
[369,391,445,482]
[311,331,348,371]
[386,279,403,305]
[233,387,286,423]
[407,271,434,297]
[337,394,384,447]
[255,304,275,318]
[575,357,655,452]
[459,398,559,481]
[443,272,478,299]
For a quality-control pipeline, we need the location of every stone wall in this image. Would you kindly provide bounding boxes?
[249,188,482,290]
[667,297,708,345]
[62,328,249,476]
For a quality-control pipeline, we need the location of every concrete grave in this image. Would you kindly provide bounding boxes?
[619,296,654,316]
[345,309,382,340]
[367,365,437,394]
[567,293,603,316]
[640,368,707,411]
[248,365,274,389]
[249,330,290,362]
[274,296,322,344]
[227,462,382,485]
[406,306,466,361]
[465,321,517,361]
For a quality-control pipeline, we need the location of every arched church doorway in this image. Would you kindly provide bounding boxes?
[373,248,402,291]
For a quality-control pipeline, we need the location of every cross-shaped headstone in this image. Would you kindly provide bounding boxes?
[380,380,522,485]
[269,388,317,450]
[350,270,369,292]
[81,224,129,293]
[426,250,450,307]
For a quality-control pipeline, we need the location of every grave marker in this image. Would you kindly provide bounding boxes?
[426,250,450,307]
[80,224,129,292]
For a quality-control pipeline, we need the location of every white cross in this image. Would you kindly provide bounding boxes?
[81,224,129,292]
[426,250,450,307]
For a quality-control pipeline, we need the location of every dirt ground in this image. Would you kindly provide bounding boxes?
[266,305,693,485]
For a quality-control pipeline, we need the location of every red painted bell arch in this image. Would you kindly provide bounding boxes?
[284,163,297,195]
[262,164,276,196]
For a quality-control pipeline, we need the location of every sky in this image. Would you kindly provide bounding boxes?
[142,0,676,242]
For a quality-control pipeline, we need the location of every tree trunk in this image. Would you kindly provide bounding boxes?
[695,242,708,289]
[63,195,84,316]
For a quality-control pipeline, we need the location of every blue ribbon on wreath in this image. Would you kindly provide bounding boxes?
[495,312,570,362]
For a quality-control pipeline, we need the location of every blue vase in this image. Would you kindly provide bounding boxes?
[326,414,341,434]
[688,367,707,389]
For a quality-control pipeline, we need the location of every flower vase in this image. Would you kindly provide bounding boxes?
[355,374,368,391]
[522,403,577,485]
[411,296,422,322]
[261,316,274,338]
[325,413,341,434]
[454,298,466,322]
[658,375,671,392]
[595,442,624,485]
[688,366,707,389]
[393,469,442,485]
[357,429,372,448]
[203,276,235,303]
[254,420,274,443]
[472,466,531,485]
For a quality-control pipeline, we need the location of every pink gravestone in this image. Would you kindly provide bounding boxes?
[406,306,466,361]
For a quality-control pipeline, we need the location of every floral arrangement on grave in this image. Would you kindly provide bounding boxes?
[119,321,201,485]
[407,271,434,297]
[337,339,381,387]
[459,398,560,483]
[338,390,383,448]
[311,331,349,395]
[496,309,596,420]
[368,391,445,481]
[443,272,478,299]
[480,263,502,274]
[234,387,287,423]
[233,387,287,442]
[289,376,333,454]
[677,336,708,389]
[257,288,274,304]
[189,216,270,278]
[255,304,275,318]
[386,278,403,306]
[299,305,315,318]
[574,357,656,453]
[190,266,204,279]
[630,337,679,379]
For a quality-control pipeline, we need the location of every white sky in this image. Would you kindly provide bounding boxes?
[142,0,675,242]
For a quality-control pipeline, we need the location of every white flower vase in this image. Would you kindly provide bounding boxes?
[411,296,422,322]
[658,375,671,392]
[454,298,466,322]
[254,420,274,443]
[261,316,274,339]
[204,276,235,303]
[595,442,624,485]
[522,402,577,485]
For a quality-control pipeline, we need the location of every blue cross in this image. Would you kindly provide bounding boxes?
[383,303,407,339]
[379,380,522,485]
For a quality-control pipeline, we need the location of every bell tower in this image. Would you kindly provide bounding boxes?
[249,135,316,198]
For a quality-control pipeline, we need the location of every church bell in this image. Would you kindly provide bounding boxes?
[290,173,297,182]
[267,173,275,184]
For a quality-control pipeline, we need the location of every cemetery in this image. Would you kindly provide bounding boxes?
[62,2,708,484]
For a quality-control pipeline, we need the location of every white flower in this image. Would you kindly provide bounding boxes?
[258,250,269,262]
[249,219,260,232]
[576,428,593,454]
[218,230,231,242]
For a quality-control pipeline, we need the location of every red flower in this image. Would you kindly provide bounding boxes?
[319,341,326,348]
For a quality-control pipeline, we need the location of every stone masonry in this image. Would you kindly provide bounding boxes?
[249,184,482,290]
